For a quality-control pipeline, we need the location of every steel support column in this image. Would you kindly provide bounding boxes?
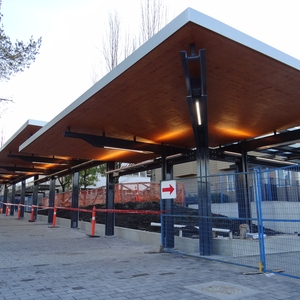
[105,161,115,236]
[20,181,25,218]
[10,184,16,216]
[48,178,55,224]
[161,153,174,249]
[32,175,39,220]
[235,150,251,225]
[71,171,80,228]
[181,45,213,255]
[2,186,8,214]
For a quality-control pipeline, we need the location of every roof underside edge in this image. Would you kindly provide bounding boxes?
[18,7,300,153]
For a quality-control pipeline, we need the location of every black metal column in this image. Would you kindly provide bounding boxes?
[235,150,251,225]
[48,178,55,224]
[10,184,16,216]
[161,154,174,249]
[71,171,79,228]
[181,45,213,256]
[105,161,115,236]
[20,180,25,218]
[32,175,39,220]
[2,185,8,214]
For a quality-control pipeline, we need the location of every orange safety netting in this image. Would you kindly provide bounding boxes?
[42,182,185,207]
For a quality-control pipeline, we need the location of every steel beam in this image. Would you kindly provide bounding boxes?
[71,171,80,228]
[20,180,25,218]
[220,128,300,153]
[63,131,190,156]
[161,152,174,249]
[7,153,85,166]
[181,46,213,256]
[10,184,16,216]
[105,161,115,236]
[0,165,59,174]
[2,185,8,214]
[235,150,251,226]
[32,175,39,220]
[48,178,55,224]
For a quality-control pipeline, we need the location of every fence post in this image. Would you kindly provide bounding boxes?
[254,168,266,272]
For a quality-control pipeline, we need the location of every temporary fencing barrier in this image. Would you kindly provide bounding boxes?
[0,200,165,241]
[159,165,300,279]
[41,182,186,208]
[3,164,300,279]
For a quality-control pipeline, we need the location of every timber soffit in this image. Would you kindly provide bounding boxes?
[19,8,300,154]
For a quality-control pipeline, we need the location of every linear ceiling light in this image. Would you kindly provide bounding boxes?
[256,156,296,165]
[103,146,153,154]
[224,151,242,157]
[105,159,155,174]
[254,132,277,140]
[31,161,69,166]
[166,153,183,160]
[195,100,202,125]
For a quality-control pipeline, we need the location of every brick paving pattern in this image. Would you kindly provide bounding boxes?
[1,214,300,299]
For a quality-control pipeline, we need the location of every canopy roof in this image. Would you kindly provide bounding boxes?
[1,8,300,184]
[0,120,46,184]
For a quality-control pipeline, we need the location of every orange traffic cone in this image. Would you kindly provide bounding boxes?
[17,204,21,219]
[86,206,100,238]
[28,205,35,222]
[49,207,59,228]
[135,186,141,202]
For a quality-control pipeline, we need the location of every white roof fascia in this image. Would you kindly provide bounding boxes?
[19,8,193,152]
[19,8,300,152]
[0,119,46,152]
[186,8,300,70]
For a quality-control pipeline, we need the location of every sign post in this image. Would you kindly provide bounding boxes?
[161,180,176,249]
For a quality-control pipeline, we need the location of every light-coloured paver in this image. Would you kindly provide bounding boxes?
[1,214,300,300]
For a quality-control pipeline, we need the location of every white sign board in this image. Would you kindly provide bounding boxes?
[161,180,176,199]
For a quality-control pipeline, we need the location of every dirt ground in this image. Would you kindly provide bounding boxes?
[38,201,280,237]
[39,201,238,236]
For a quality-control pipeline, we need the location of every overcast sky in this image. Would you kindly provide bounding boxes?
[1,0,300,143]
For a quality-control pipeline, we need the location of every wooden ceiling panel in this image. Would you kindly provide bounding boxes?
[18,10,300,163]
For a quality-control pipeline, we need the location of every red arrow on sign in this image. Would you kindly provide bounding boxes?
[162,184,174,195]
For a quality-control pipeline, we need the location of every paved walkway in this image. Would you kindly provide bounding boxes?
[0,214,300,300]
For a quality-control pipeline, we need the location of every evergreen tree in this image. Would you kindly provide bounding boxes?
[0,1,42,82]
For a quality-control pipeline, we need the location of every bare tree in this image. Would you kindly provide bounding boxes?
[102,10,121,72]
[124,30,137,59]
[140,0,169,44]
[92,1,169,82]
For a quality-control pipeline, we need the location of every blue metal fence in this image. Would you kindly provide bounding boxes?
[161,164,300,279]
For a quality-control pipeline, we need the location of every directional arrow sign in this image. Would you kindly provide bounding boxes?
[161,180,176,199]
[162,184,174,194]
